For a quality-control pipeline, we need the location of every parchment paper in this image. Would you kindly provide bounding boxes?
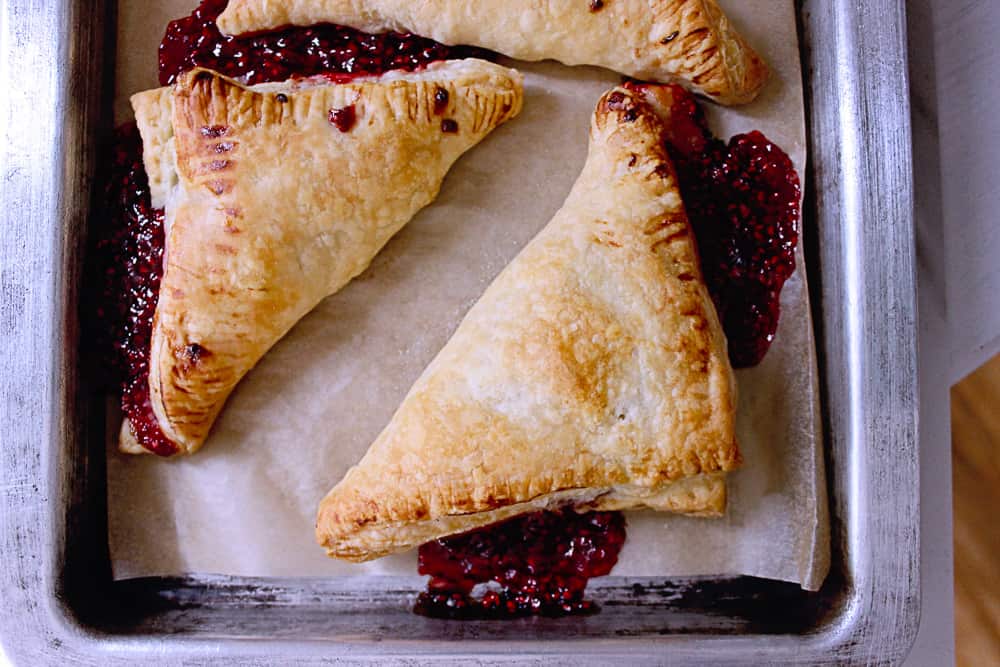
[109,0,829,590]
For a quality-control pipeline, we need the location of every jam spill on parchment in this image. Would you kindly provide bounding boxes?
[655,84,801,368]
[92,124,175,455]
[416,510,626,619]
[159,0,486,87]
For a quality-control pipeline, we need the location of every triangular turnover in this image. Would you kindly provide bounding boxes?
[217,0,768,105]
[317,83,739,562]
[124,59,523,455]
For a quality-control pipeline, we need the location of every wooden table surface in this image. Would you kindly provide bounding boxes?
[951,356,1000,667]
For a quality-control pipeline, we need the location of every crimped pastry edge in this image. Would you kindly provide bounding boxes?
[320,473,728,561]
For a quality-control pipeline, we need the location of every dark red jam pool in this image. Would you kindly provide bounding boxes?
[645,83,802,368]
[415,510,627,619]
[159,0,487,87]
[93,124,176,456]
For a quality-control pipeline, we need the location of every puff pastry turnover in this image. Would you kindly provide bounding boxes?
[217,0,768,105]
[317,83,739,562]
[124,59,523,456]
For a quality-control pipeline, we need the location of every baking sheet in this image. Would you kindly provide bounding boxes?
[108,0,829,590]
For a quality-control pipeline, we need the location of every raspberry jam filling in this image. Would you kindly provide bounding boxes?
[415,510,626,619]
[159,0,487,86]
[95,124,176,456]
[653,84,802,368]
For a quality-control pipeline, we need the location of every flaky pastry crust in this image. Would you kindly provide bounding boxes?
[317,84,739,561]
[218,0,768,105]
[125,60,523,455]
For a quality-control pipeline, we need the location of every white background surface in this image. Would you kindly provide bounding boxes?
[932,3,1000,384]
[904,0,999,665]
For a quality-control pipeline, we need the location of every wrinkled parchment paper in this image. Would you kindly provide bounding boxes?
[109,0,829,590]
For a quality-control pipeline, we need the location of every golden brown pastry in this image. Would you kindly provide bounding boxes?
[217,0,768,105]
[124,59,523,456]
[317,83,739,562]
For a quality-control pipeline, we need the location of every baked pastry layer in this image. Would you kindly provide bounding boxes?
[124,59,523,455]
[317,83,739,561]
[217,0,768,105]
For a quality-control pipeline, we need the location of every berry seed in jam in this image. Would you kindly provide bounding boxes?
[158,0,488,87]
[328,105,357,132]
[415,510,626,619]
[651,84,802,368]
[97,124,176,456]
[433,87,450,114]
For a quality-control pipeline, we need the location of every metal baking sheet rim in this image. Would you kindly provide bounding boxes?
[0,0,920,664]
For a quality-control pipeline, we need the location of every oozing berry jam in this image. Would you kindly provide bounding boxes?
[159,0,487,87]
[651,84,801,368]
[415,510,626,619]
[94,124,176,456]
